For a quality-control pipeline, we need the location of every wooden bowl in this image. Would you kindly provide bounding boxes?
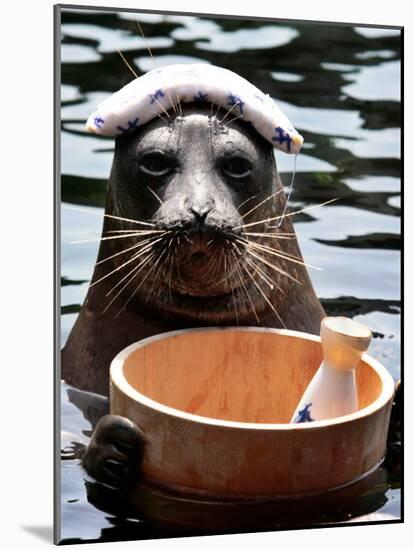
[110,327,394,503]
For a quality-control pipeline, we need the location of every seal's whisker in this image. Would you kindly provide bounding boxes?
[96,234,163,266]
[219,246,243,288]
[148,94,171,120]
[153,243,173,303]
[64,205,156,227]
[146,186,166,212]
[201,245,217,278]
[237,194,257,214]
[230,274,240,326]
[213,102,222,124]
[140,242,170,294]
[242,247,302,285]
[235,260,261,324]
[245,255,286,296]
[204,248,220,280]
[211,247,224,282]
[207,247,221,283]
[146,241,170,301]
[150,126,172,149]
[231,249,260,324]
[153,111,169,124]
[243,254,275,291]
[90,238,163,288]
[170,73,183,118]
[239,258,286,328]
[221,250,228,290]
[136,21,178,114]
[117,49,138,79]
[72,230,165,244]
[224,240,240,325]
[167,242,175,302]
[226,113,245,125]
[104,250,156,305]
[117,245,169,316]
[241,189,285,220]
[103,250,157,312]
[238,235,304,262]
[251,241,309,264]
[105,246,160,299]
[104,229,166,234]
[218,101,239,125]
[236,236,322,271]
[216,247,227,282]
[233,198,338,230]
[103,213,156,227]
[101,247,156,298]
[135,20,176,118]
[241,231,296,239]
[166,254,174,302]
[160,246,175,300]
[203,252,217,280]
[160,85,178,117]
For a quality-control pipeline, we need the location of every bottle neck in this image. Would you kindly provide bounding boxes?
[321,360,356,376]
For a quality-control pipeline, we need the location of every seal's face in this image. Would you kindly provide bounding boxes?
[105,104,288,322]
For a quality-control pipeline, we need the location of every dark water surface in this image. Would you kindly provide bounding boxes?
[59,7,401,544]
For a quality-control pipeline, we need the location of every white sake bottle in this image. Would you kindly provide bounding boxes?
[290,316,372,423]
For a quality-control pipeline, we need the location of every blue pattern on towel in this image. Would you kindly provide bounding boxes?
[194,91,208,102]
[93,116,105,128]
[150,89,165,104]
[228,92,245,114]
[272,126,293,152]
[116,117,140,134]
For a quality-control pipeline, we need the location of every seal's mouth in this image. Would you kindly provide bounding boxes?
[191,250,207,262]
[99,225,273,321]
[176,230,224,273]
[191,250,205,260]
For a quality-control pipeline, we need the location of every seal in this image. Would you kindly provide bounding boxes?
[62,103,325,396]
[61,72,325,492]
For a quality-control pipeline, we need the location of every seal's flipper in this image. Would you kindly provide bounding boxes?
[82,414,145,489]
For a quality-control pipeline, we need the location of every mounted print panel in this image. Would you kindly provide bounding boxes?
[54,3,402,545]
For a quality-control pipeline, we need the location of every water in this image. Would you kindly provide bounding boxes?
[59,7,401,543]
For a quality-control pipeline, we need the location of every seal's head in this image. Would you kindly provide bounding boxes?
[88,64,307,324]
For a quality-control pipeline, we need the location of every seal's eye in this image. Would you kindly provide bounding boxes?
[221,156,252,179]
[139,152,173,177]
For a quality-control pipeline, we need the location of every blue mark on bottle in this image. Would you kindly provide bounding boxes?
[228,92,244,114]
[272,126,293,152]
[194,91,208,102]
[116,117,140,134]
[94,116,105,128]
[294,403,314,423]
[150,89,165,104]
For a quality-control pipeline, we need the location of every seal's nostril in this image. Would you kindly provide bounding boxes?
[190,207,210,227]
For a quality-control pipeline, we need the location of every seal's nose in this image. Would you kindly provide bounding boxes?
[190,207,210,230]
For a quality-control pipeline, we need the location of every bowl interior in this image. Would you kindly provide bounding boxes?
[121,329,383,423]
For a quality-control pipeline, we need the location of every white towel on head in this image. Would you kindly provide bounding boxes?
[86,63,303,154]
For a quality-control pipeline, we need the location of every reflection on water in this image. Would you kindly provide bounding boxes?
[59,6,401,544]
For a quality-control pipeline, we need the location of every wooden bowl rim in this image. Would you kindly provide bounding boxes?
[110,326,395,431]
